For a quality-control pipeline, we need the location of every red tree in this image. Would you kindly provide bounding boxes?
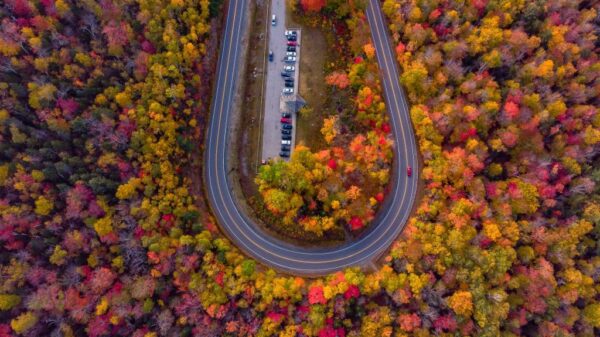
[301,0,326,12]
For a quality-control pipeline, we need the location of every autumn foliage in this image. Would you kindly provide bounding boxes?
[301,0,326,12]
[0,0,599,336]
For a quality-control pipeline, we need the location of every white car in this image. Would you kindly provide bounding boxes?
[285,30,297,36]
[284,56,296,63]
[283,88,294,95]
[284,65,295,72]
[271,15,276,26]
[286,52,297,57]
[281,140,291,145]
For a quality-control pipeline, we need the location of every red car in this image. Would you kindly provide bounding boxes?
[407,166,412,177]
[281,117,291,124]
[287,41,298,46]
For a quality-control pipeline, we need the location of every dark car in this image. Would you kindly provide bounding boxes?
[281,117,291,124]
[268,50,273,62]
[279,151,290,158]
[281,72,291,77]
[281,112,291,118]
[282,124,293,129]
[281,145,290,151]
[287,35,297,41]
[287,46,296,52]
[282,129,291,135]
[282,134,292,140]
[284,82,294,88]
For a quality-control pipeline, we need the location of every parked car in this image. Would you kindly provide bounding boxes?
[279,151,290,158]
[281,140,291,145]
[282,88,294,95]
[284,81,294,88]
[287,41,298,46]
[268,50,273,62]
[281,117,291,124]
[284,56,296,63]
[281,72,291,77]
[287,46,296,52]
[284,65,295,72]
[281,112,291,118]
[286,52,297,57]
[281,129,291,135]
[407,166,412,177]
[282,134,292,140]
[271,14,276,26]
[284,30,297,36]
[281,145,291,151]
[287,35,297,41]
[282,124,293,129]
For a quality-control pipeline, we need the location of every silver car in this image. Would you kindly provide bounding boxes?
[283,88,294,95]
[286,52,297,57]
[284,65,295,72]
[281,140,291,145]
[284,56,296,63]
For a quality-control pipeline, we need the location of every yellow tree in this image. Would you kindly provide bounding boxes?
[447,290,473,317]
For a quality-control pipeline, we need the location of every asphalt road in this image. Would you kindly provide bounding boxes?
[261,0,300,162]
[204,0,418,276]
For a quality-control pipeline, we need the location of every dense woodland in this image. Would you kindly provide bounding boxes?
[0,0,599,336]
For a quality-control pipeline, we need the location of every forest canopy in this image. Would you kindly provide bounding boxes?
[0,0,599,336]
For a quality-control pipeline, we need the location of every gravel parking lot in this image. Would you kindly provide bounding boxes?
[260,0,301,162]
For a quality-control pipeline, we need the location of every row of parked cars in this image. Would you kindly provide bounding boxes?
[279,112,292,157]
[278,30,298,158]
[267,30,298,95]
[283,30,297,96]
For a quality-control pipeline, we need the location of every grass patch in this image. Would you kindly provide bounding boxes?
[287,7,352,153]
[294,25,328,151]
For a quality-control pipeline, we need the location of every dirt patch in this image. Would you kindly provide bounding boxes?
[294,27,329,151]
[287,12,330,151]
[236,0,269,203]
